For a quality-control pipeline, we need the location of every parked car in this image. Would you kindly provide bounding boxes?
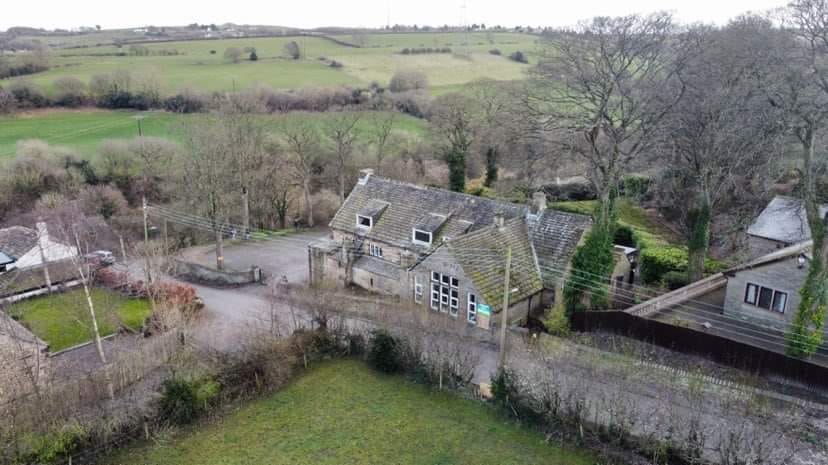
[85,250,115,267]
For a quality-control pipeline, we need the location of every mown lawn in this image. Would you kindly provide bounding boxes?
[8,288,152,351]
[0,109,427,158]
[105,360,596,465]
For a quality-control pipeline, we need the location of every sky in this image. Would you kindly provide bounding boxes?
[1,0,788,32]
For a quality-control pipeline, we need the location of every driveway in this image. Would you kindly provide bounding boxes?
[194,230,329,287]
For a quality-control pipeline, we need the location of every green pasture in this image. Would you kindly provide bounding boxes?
[0,109,428,158]
[3,32,538,95]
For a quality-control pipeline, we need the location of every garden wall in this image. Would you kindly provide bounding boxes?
[170,259,262,287]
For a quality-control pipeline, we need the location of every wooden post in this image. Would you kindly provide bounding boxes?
[498,246,512,370]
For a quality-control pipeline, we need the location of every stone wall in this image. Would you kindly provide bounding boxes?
[171,259,262,287]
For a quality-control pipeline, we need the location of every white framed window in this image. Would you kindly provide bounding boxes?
[744,282,787,313]
[412,229,432,246]
[356,215,372,229]
[450,288,459,316]
[368,244,383,258]
[431,281,440,310]
[414,275,423,304]
[467,293,477,323]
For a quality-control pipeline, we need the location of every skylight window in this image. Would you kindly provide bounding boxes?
[356,215,372,229]
[412,229,432,245]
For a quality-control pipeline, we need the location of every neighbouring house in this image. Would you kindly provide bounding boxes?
[309,170,595,330]
[0,222,79,298]
[746,195,828,258]
[0,223,77,273]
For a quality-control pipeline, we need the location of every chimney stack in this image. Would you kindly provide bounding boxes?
[494,213,505,230]
[357,168,374,185]
[531,192,547,215]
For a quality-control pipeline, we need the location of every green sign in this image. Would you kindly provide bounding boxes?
[477,303,491,316]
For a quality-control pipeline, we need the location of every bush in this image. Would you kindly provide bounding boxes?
[0,88,15,114]
[223,47,243,63]
[622,175,651,199]
[542,181,596,202]
[163,90,207,113]
[53,76,87,107]
[489,48,502,55]
[8,80,49,108]
[509,50,528,63]
[388,70,428,92]
[367,329,401,373]
[639,246,722,285]
[329,60,343,68]
[490,367,519,410]
[158,378,201,425]
[249,50,258,61]
[614,225,636,248]
[78,184,128,219]
[283,41,301,59]
[663,271,689,290]
[21,423,87,464]
[543,304,571,337]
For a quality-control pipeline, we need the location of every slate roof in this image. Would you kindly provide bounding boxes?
[528,209,592,288]
[353,255,401,279]
[446,218,544,311]
[747,196,828,244]
[330,176,526,249]
[0,226,38,260]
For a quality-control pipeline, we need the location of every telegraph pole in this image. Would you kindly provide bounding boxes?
[498,245,512,370]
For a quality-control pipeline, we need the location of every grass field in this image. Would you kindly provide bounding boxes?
[0,109,428,159]
[105,360,595,465]
[2,32,537,95]
[8,288,152,351]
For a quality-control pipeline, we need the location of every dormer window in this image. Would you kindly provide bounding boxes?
[412,229,432,246]
[356,215,372,229]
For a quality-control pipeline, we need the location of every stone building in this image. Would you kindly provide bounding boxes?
[746,195,828,259]
[309,170,592,330]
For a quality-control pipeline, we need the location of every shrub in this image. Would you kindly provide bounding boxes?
[622,175,651,199]
[509,50,528,63]
[614,225,636,248]
[488,48,502,55]
[663,271,689,290]
[388,70,428,92]
[223,47,243,63]
[639,246,722,285]
[564,222,616,316]
[163,90,207,113]
[209,49,216,54]
[0,87,15,114]
[490,367,519,410]
[367,329,401,373]
[329,60,343,68]
[53,76,87,107]
[158,378,201,425]
[542,181,596,202]
[8,80,49,108]
[78,184,128,219]
[543,304,571,337]
[21,423,87,464]
[283,41,301,59]
[249,50,258,61]
[387,89,430,117]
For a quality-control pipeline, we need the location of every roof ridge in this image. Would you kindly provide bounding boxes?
[366,175,526,211]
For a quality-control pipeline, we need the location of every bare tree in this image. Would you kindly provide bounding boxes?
[661,23,784,281]
[368,111,396,175]
[756,5,828,356]
[526,13,686,232]
[280,120,320,228]
[324,111,362,202]
[429,93,479,192]
[177,116,235,269]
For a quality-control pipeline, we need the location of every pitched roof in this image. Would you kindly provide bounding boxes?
[353,255,401,279]
[446,218,543,311]
[528,209,592,288]
[330,176,526,249]
[747,196,828,244]
[0,226,38,260]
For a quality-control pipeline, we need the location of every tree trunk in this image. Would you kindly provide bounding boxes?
[338,171,346,204]
[215,228,225,270]
[787,128,828,357]
[304,178,314,228]
[686,195,711,283]
[241,187,250,237]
